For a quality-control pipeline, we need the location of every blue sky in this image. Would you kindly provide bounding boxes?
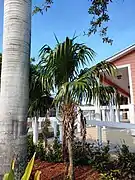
[0,0,135,63]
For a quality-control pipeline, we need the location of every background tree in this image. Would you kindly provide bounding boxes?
[29,58,53,118]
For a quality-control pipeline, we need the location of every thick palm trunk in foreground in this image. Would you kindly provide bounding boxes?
[0,0,31,177]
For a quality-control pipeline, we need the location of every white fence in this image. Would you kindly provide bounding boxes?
[80,104,135,143]
[28,104,135,145]
[27,117,63,144]
[80,104,131,123]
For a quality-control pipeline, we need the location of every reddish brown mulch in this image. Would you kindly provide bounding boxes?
[32,160,100,180]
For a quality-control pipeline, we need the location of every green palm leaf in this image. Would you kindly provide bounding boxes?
[54,60,117,106]
[39,36,96,89]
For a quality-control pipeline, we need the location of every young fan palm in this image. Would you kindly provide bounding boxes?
[39,36,116,180]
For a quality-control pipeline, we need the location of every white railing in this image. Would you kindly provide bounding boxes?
[27,104,135,144]
[80,104,131,123]
[27,116,63,144]
[80,104,135,143]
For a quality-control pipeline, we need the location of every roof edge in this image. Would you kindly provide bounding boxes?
[106,44,135,62]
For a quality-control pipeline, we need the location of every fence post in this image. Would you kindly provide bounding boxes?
[77,108,81,133]
[53,120,57,137]
[38,117,42,130]
[115,106,120,122]
[109,98,115,122]
[59,123,63,142]
[102,109,106,129]
[129,104,135,124]
[32,117,38,144]
[97,126,102,143]
[95,97,102,142]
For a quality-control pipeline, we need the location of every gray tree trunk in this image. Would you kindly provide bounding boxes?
[0,0,31,178]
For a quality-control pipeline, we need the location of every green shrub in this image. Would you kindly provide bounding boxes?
[116,144,135,179]
[73,141,89,165]
[101,169,120,180]
[35,139,46,161]
[27,130,62,162]
[72,141,112,171]
[27,135,36,161]
[52,136,62,162]
[45,137,62,163]
[27,134,135,180]
[14,155,27,179]
[99,143,135,180]
[88,142,112,172]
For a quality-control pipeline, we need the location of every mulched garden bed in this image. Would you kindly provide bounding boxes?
[32,160,100,180]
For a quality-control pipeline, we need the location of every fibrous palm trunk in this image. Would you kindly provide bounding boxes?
[80,110,86,149]
[62,104,77,180]
[0,0,31,177]
[67,137,74,180]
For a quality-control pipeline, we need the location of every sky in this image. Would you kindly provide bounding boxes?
[0,0,135,64]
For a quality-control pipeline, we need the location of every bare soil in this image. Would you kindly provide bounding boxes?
[32,160,100,180]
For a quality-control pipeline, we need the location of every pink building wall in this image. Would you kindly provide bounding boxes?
[112,50,135,104]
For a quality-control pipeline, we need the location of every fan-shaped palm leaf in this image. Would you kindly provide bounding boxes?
[39,36,96,89]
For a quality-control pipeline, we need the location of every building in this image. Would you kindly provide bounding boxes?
[81,44,135,148]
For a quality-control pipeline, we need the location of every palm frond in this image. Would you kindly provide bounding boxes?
[54,33,60,44]
[54,60,117,107]
[39,36,96,89]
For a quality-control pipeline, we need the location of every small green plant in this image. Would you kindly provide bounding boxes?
[14,155,27,179]
[45,136,62,163]
[3,153,41,180]
[116,143,135,179]
[73,141,89,165]
[72,141,112,170]
[27,135,36,161]
[101,169,120,180]
[42,118,51,148]
[44,125,62,163]
[52,136,62,162]
[91,143,135,179]
[35,139,46,161]
[89,143,111,172]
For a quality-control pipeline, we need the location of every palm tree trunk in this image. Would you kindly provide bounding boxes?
[62,104,77,180]
[67,137,74,180]
[0,0,31,177]
[62,116,68,162]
